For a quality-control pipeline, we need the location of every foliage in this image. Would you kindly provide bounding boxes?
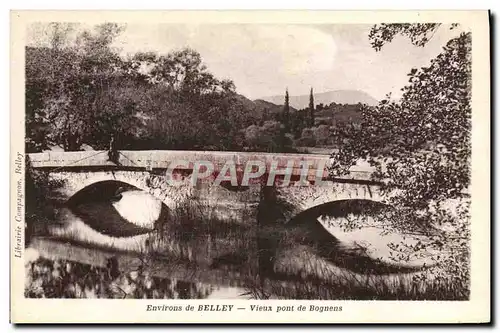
[244,121,294,153]
[25,256,214,299]
[128,49,245,151]
[25,24,262,153]
[281,89,291,132]
[330,25,472,293]
[296,128,316,147]
[26,23,140,152]
[25,158,66,244]
[287,110,308,139]
[369,23,442,51]
[309,88,315,127]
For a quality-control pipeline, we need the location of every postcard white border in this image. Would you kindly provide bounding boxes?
[10,10,490,324]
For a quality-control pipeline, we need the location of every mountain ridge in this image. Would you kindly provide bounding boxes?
[233,94,298,116]
[258,90,379,109]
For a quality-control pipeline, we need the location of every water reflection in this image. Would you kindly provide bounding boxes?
[25,256,215,299]
[67,182,161,237]
[26,183,451,300]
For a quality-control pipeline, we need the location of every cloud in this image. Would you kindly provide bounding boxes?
[113,24,337,98]
[208,25,337,74]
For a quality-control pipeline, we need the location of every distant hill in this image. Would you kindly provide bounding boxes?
[232,93,364,127]
[233,94,298,117]
[253,98,298,114]
[259,90,378,109]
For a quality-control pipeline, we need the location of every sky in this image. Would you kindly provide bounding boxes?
[27,23,464,101]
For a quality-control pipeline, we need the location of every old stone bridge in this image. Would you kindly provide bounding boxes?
[26,150,429,293]
[27,149,384,223]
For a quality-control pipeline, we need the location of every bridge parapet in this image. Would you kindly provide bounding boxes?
[27,150,376,182]
[27,150,391,277]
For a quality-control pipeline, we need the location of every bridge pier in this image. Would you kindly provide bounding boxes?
[256,183,282,281]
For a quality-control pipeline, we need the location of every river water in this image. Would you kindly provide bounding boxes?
[25,186,441,300]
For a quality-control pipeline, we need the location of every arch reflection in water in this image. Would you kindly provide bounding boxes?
[56,180,257,270]
[67,180,164,237]
[278,199,432,276]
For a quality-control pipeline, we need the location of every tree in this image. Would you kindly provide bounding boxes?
[289,110,307,139]
[313,124,330,146]
[298,128,316,147]
[132,48,242,151]
[330,24,471,298]
[309,87,315,127]
[282,88,291,132]
[368,23,443,51]
[25,23,140,152]
[244,121,293,153]
[26,23,246,152]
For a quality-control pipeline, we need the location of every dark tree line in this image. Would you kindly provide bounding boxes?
[26,23,346,155]
[26,23,295,154]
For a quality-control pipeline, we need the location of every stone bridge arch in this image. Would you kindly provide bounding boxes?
[271,180,387,224]
[47,170,195,210]
[43,168,388,229]
[46,169,263,224]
